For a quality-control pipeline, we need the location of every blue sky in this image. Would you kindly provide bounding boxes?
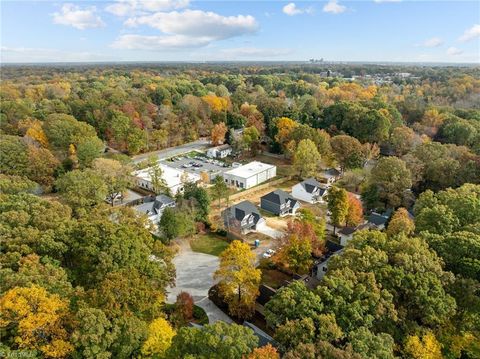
[1,0,479,63]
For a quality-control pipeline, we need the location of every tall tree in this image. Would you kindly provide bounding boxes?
[211,122,228,146]
[167,322,258,359]
[214,241,261,318]
[93,158,132,206]
[0,285,73,358]
[55,169,108,209]
[386,207,414,237]
[141,318,176,358]
[293,139,321,178]
[327,186,349,234]
[369,157,412,208]
[345,193,364,227]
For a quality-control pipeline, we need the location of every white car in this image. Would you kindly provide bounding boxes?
[262,249,276,259]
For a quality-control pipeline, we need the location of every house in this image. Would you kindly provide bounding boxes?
[222,200,266,234]
[313,241,344,280]
[133,194,175,224]
[206,144,232,159]
[291,178,328,204]
[337,223,372,246]
[260,189,300,216]
[243,322,276,347]
[133,163,200,195]
[320,168,342,186]
[368,211,390,230]
[223,161,276,189]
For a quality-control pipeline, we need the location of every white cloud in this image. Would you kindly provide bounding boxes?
[459,24,480,42]
[420,37,443,48]
[220,47,292,58]
[1,46,108,63]
[105,0,189,17]
[111,34,212,50]
[283,3,301,16]
[125,10,257,38]
[323,0,346,14]
[447,47,463,56]
[52,3,105,30]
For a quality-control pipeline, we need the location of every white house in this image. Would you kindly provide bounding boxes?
[133,163,200,195]
[292,178,328,204]
[222,161,276,189]
[320,168,342,186]
[207,144,232,159]
[337,223,372,246]
[133,194,175,225]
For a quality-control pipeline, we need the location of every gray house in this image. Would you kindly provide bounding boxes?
[223,200,265,234]
[260,189,300,216]
[133,194,176,225]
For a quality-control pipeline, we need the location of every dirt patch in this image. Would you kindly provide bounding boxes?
[265,217,289,231]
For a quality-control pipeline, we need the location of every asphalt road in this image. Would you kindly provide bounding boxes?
[132,138,210,163]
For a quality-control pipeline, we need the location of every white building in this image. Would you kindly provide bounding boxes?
[133,164,200,195]
[207,144,232,159]
[292,178,328,204]
[223,161,276,189]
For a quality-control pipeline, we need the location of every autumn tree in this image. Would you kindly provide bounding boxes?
[386,207,414,237]
[167,321,258,359]
[93,158,132,205]
[404,332,443,359]
[390,125,418,156]
[211,122,228,145]
[246,344,280,359]
[214,240,261,318]
[241,126,260,155]
[276,233,313,274]
[293,139,321,178]
[0,285,73,358]
[274,117,299,153]
[369,157,412,208]
[141,318,176,358]
[172,292,194,326]
[327,186,349,233]
[330,135,366,172]
[345,193,363,227]
[55,169,108,209]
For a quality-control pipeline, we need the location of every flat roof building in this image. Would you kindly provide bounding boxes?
[223,161,276,189]
[133,163,200,195]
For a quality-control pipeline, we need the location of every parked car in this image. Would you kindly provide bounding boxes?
[262,249,276,258]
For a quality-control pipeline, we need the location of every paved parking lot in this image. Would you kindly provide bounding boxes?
[161,154,233,179]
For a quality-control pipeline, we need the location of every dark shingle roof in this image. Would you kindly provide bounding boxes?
[134,194,175,215]
[261,189,298,208]
[325,240,344,253]
[243,322,275,347]
[338,226,356,235]
[223,200,262,228]
[368,212,389,226]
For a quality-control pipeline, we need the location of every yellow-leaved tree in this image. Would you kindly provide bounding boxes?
[404,332,443,359]
[141,317,176,358]
[0,285,73,358]
[247,344,280,359]
[214,240,261,319]
[387,207,415,237]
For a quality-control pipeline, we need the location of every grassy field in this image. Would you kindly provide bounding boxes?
[190,233,230,256]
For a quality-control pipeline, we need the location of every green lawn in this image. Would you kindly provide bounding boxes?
[190,233,230,256]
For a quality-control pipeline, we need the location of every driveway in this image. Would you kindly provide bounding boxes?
[166,239,233,323]
[257,223,284,239]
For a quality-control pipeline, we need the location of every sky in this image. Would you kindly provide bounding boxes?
[1,0,479,63]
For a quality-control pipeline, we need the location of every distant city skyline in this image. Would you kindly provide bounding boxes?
[1,0,479,63]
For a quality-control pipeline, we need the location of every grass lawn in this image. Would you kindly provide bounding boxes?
[190,233,230,256]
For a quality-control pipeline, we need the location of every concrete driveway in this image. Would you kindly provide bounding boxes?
[257,223,284,239]
[166,239,233,323]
